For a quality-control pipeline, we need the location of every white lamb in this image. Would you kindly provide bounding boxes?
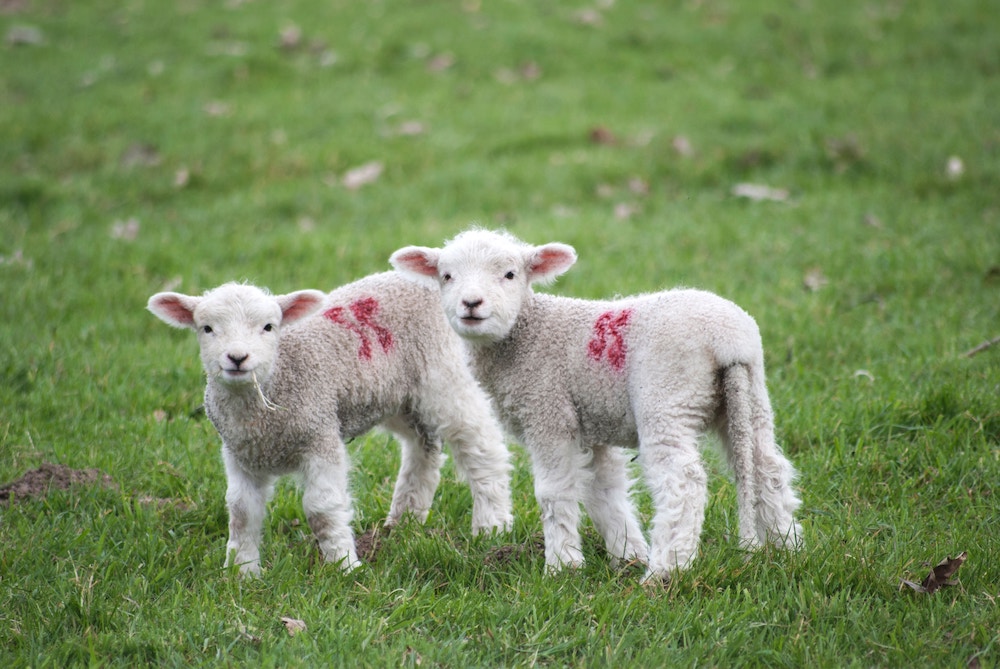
[147,272,513,576]
[391,229,802,581]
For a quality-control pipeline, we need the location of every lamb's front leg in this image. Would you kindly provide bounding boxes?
[222,447,274,577]
[428,382,514,534]
[530,440,587,572]
[301,444,360,571]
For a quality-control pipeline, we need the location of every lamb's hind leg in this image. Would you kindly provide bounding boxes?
[382,414,445,526]
[723,363,803,550]
[639,431,708,581]
[583,446,648,567]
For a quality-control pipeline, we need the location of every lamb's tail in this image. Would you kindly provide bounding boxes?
[721,362,803,551]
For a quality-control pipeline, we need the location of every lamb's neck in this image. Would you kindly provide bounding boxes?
[207,376,280,415]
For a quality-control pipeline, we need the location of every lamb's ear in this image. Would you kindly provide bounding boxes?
[275,290,326,324]
[148,292,200,329]
[390,246,442,278]
[526,243,577,284]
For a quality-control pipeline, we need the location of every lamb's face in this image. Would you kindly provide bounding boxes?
[390,230,578,345]
[148,283,326,388]
[435,239,531,343]
[192,285,284,386]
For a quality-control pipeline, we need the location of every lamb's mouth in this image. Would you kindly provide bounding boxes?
[460,315,485,325]
[221,368,251,380]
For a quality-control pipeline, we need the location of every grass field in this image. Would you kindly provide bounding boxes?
[2,0,999,666]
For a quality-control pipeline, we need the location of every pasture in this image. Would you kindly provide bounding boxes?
[2,0,998,665]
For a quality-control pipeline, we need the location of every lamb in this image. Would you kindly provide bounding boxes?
[391,229,802,581]
[147,272,513,576]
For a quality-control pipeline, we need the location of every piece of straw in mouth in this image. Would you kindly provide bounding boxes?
[252,370,284,411]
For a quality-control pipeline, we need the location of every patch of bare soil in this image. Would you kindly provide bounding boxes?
[0,462,117,505]
[484,535,545,567]
[355,525,390,562]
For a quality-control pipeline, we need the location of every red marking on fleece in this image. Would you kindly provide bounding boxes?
[322,297,394,360]
[587,309,632,371]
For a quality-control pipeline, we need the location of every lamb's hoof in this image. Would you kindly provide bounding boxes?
[640,569,672,588]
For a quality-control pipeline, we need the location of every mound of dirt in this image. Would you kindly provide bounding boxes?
[354,525,390,562]
[0,462,117,505]
[484,535,544,567]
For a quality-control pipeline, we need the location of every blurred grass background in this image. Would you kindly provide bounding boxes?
[1,0,998,666]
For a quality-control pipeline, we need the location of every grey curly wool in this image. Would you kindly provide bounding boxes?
[392,229,802,581]
[148,272,513,576]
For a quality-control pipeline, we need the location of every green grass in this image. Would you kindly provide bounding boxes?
[2,0,999,665]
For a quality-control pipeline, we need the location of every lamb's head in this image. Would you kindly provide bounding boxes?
[148,283,325,387]
[391,229,576,343]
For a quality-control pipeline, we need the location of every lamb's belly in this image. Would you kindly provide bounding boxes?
[579,401,638,447]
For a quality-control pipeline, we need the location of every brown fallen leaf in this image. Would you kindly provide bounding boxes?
[589,126,618,145]
[901,551,967,594]
[1,1,30,16]
[280,616,307,637]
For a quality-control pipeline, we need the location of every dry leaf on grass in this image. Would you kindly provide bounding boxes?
[901,551,967,594]
[395,120,426,136]
[672,135,694,157]
[120,143,161,168]
[110,218,140,241]
[946,156,964,180]
[5,24,43,46]
[732,182,790,202]
[278,24,302,50]
[0,249,32,268]
[614,202,640,220]
[280,617,307,637]
[427,53,454,72]
[589,126,618,145]
[802,268,828,292]
[342,161,383,190]
[203,101,232,117]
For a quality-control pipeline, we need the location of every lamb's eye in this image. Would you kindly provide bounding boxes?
[202,325,213,334]
[263,323,274,332]
[442,273,452,282]
[504,271,516,280]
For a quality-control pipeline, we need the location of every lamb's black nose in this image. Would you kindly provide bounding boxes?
[463,298,483,310]
[228,353,249,368]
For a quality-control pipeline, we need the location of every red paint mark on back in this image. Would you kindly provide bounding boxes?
[323,297,394,360]
[587,309,632,371]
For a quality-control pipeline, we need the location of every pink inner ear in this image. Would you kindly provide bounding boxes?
[530,245,576,278]
[152,296,195,327]
[392,248,440,277]
[281,293,324,323]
